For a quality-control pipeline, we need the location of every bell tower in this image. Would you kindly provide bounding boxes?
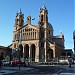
[27,14,31,24]
[13,8,24,43]
[38,5,48,28]
[14,8,24,31]
[38,5,48,62]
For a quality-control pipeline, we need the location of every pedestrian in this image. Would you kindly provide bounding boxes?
[68,57,72,67]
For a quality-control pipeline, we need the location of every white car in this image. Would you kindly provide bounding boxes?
[59,59,69,64]
[2,60,10,65]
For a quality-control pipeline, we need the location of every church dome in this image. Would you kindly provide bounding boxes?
[48,23,53,29]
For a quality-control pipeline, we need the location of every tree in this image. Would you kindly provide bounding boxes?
[0,52,4,61]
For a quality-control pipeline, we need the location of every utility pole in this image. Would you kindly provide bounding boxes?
[18,30,22,70]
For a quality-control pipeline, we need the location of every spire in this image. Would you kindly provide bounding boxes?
[42,4,46,10]
[28,14,30,17]
[40,4,47,11]
[40,3,48,14]
[60,30,64,38]
[15,8,24,28]
[40,0,47,11]
[18,8,22,15]
[60,30,62,35]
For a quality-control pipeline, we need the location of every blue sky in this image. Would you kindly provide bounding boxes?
[0,0,74,50]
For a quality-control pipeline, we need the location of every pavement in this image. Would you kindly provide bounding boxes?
[0,66,33,75]
[0,65,75,75]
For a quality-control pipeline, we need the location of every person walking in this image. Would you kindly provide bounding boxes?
[68,57,72,67]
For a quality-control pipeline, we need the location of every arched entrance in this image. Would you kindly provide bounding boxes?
[31,44,36,61]
[47,49,53,61]
[19,44,23,58]
[24,44,29,60]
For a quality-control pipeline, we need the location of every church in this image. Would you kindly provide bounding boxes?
[10,5,65,62]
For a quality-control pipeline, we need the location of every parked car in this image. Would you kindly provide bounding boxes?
[2,60,10,65]
[59,59,69,65]
[11,60,26,66]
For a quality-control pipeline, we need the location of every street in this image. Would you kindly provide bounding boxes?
[0,65,75,75]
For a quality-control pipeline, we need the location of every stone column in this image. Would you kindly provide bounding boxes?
[37,30,39,39]
[45,41,46,62]
[23,46,25,62]
[34,31,35,39]
[44,30,47,62]
[32,32,33,39]
[35,43,39,62]
[53,42,55,58]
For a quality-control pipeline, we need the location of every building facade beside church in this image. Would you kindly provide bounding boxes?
[73,31,75,53]
[10,5,65,62]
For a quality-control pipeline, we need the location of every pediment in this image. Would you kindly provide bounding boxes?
[23,24,38,31]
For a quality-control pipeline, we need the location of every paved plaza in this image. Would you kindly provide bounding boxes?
[0,66,33,75]
[0,65,75,75]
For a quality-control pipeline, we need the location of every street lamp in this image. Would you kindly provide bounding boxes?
[18,30,22,70]
[18,48,20,70]
[12,49,16,61]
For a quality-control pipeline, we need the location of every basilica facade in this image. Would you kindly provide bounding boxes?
[10,5,64,62]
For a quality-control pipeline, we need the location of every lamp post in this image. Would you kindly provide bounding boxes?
[18,30,22,70]
[18,48,20,70]
[12,49,16,61]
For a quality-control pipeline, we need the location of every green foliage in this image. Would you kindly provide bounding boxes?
[0,55,4,60]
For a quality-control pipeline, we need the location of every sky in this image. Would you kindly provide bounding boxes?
[0,0,74,50]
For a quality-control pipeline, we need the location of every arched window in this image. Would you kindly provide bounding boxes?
[41,15,43,22]
[14,44,16,48]
[19,44,23,58]
[41,31,44,39]
[33,32,34,39]
[41,42,44,47]
[49,30,50,34]
[24,33,26,40]
[31,32,32,39]
[35,32,36,39]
